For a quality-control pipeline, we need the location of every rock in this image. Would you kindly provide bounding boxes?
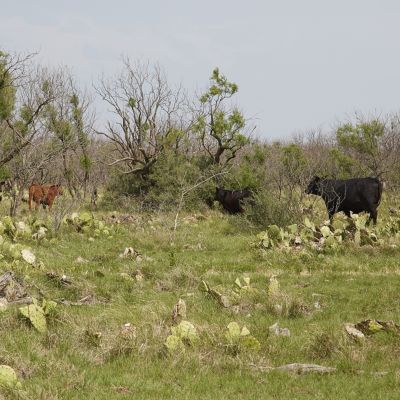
[21,249,36,265]
[274,363,336,374]
[119,247,142,260]
[269,322,280,335]
[60,275,72,286]
[16,221,27,231]
[269,322,291,337]
[0,298,8,312]
[75,256,88,264]
[251,362,336,374]
[32,226,47,240]
[344,323,365,339]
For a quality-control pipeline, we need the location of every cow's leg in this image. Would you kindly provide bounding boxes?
[363,197,378,225]
[368,208,378,225]
[327,211,334,225]
[343,210,352,222]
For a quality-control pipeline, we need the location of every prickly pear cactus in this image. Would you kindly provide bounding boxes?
[0,365,21,388]
[19,302,47,333]
[165,320,198,354]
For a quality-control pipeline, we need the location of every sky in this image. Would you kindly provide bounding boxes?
[1,0,400,140]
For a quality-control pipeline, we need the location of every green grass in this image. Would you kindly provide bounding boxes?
[1,204,400,399]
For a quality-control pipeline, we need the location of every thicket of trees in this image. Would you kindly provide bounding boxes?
[2,50,400,222]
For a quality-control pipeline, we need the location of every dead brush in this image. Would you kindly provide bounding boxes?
[50,195,80,234]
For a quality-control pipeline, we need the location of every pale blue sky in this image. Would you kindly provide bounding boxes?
[1,0,400,139]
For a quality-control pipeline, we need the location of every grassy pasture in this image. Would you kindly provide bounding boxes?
[0,196,400,399]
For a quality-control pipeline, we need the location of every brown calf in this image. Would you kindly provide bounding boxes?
[28,184,62,211]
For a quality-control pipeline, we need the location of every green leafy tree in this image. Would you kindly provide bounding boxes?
[327,147,357,178]
[336,119,385,175]
[281,144,308,183]
[194,68,249,167]
[0,51,17,121]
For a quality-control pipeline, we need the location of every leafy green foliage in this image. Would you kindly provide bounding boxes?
[0,52,16,121]
[337,120,384,156]
[194,68,249,165]
[335,119,385,174]
[281,144,308,184]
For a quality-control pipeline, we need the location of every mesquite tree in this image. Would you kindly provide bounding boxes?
[0,51,58,170]
[46,73,94,198]
[193,68,249,167]
[95,59,185,181]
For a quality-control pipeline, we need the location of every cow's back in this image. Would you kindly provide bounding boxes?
[346,177,382,205]
[323,177,382,214]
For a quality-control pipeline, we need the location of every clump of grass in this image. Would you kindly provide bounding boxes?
[306,331,338,360]
[266,292,310,319]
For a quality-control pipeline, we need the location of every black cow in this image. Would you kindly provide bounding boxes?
[215,187,252,214]
[305,176,383,224]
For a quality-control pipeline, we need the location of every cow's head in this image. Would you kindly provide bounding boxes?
[240,188,252,198]
[55,184,63,195]
[305,176,322,195]
[215,187,226,201]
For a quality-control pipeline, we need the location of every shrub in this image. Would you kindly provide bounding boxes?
[245,189,303,228]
